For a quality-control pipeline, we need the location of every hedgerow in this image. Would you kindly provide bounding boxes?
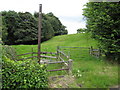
[2,55,48,88]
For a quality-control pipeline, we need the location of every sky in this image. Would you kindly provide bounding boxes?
[0,0,89,34]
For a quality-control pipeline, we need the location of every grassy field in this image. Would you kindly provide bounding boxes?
[12,33,119,88]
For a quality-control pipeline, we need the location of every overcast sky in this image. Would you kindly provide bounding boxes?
[0,0,89,34]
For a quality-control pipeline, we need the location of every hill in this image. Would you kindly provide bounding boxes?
[12,33,98,54]
[12,33,119,88]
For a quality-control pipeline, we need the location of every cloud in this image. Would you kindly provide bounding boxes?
[59,15,85,23]
[0,0,89,34]
[62,20,86,34]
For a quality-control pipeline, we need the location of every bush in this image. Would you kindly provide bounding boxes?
[2,56,48,88]
[2,45,17,61]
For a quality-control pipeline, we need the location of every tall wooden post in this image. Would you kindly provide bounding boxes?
[68,59,73,75]
[38,4,42,64]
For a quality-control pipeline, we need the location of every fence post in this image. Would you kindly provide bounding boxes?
[68,59,72,75]
[68,51,70,59]
[90,46,93,55]
[57,46,59,61]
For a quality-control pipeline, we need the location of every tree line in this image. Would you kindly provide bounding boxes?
[2,11,68,45]
[83,2,120,61]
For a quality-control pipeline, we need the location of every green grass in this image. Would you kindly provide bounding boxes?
[12,33,119,88]
[12,33,98,53]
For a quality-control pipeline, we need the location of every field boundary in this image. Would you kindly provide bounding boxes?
[16,46,73,74]
[15,46,103,74]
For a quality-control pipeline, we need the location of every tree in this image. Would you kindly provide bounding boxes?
[2,11,19,44]
[14,12,38,44]
[46,12,68,35]
[34,13,55,41]
[2,11,67,45]
[42,15,54,41]
[77,28,86,33]
[0,13,2,44]
[83,2,120,61]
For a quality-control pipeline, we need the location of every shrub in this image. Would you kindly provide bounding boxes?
[2,56,48,88]
[2,45,17,61]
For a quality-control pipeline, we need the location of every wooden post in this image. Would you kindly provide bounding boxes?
[89,47,90,55]
[38,4,42,64]
[90,46,93,55]
[68,59,72,75]
[57,46,59,61]
[68,51,70,59]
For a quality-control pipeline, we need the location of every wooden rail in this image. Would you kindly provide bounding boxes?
[57,46,70,66]
[48,61,68,64]
[41,55,56,59]
[17,51,57,61]
[17,55,56,61]
[41,52,57,55]
[59,46,89,49]
[49,46,72,74]
[57,50,69,59]
[59,56,68,66]
[90,46,101,58]
[16,46,73,74]
[17,52,37,56]
[17,56,37,60]
[47,59,72,74]
[47,68,69,72]
[17,51,57,56]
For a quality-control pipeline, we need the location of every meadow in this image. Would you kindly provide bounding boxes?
[12,33,119,88]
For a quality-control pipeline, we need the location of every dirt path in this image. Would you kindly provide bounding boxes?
[48,75,120,88]
[48,75,80,88]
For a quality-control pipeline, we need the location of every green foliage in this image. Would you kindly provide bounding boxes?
[14,12,38,44]
[2,11,67,45]
[2,11,19,44]
[83,2,120,61]
[46,12,68,36]
[2,55,48,88]
[2,45,17,61]
[42,15,54,41]
[2,45,48,88]
[77,28,87,33]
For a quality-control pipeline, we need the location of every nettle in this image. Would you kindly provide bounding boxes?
[2,56,48,88]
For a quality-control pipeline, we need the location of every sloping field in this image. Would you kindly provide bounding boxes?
[12,33,119,88]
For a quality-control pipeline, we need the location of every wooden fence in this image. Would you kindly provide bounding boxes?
[15,46,102,74]
[89,46,102,58]
[46,46,73,74]
[44,46,73,74]
[17,51,57,61]
[59,46,103,58]
[16,47,73,74]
